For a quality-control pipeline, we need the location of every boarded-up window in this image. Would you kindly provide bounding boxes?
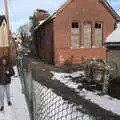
[71,22,80,49]
[83,23,92,48]
[95,22,103,47]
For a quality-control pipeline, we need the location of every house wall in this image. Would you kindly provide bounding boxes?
[107,48,120,78]
[0,20,9,47]
[35,21,54,64]
[0,20,16,64]
[0,20,9,57]
[54,0,117,64]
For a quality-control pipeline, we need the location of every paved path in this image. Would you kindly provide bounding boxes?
[0,67,30,120]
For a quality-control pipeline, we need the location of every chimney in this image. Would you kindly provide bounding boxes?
[35,9,50,21]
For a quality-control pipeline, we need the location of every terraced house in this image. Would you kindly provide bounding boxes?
[34,0,120,65]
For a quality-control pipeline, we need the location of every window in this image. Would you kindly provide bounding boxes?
[71,22,80,49]
[95,23,102,29]
[95,22,103,47]
[83,23,92,48]
[72,22,79,28]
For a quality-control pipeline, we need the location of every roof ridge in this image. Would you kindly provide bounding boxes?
[34,0,120,30]
[101,0,120,20]
[34,0,74,30]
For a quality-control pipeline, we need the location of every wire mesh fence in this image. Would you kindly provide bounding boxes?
[32,80,97,120]
[16,54,120,120]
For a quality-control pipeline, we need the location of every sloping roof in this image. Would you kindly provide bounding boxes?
[0,15,6,26]
[106,23,120,43]
[34,0,120,30]
[101,0,120,21]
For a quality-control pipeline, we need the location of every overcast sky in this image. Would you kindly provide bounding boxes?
[0,0,120,32]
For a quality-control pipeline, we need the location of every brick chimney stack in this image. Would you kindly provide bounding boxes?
[35,9,50,21]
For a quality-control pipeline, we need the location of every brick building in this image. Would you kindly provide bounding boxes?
[34,0,120,65]
[34,9,50,21]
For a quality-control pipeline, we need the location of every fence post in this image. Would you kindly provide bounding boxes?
[29,68,34,120]
[103,71,109,94]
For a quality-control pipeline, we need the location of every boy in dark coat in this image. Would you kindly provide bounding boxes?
[0,56,15,111]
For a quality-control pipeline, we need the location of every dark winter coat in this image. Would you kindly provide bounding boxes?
[0,57,15,85]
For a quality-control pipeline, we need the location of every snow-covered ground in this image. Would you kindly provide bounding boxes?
[51,71,120,116]
[0,66,30,120]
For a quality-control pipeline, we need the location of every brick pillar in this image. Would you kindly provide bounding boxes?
[92,22,96,48]
[80,22,84,48]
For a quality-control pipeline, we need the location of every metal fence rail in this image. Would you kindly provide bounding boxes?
[16,54,120,120]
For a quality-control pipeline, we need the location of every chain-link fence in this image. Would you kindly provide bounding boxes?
[32,80,97,120]
[16,54,33,119]
[16,54,120,120]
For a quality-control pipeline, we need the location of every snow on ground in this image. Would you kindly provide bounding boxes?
[51,71,84,89]
[0,66,30,120]
[51,71,120,116]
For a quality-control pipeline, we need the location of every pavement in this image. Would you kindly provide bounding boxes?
[0,67,30,120]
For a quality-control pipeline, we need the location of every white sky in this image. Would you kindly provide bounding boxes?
[0,0,120,32]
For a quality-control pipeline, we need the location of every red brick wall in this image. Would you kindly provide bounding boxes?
[0,47,9,57]
[37,21,54,64]
[10,47,16,65]
[54,0,116,64]
[55,48,106,64]
[0,47,16,65]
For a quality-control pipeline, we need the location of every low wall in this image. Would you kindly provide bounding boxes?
[55,48,106,64]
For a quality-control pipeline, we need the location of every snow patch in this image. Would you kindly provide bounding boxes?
[106,23,120,43]
[51,71,83,89]
[80,89,120,115]
[51,71,120,116]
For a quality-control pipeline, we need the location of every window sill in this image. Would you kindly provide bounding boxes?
[70,46,105,49]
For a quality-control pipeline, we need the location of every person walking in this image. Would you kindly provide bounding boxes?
[0,56,15,111]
